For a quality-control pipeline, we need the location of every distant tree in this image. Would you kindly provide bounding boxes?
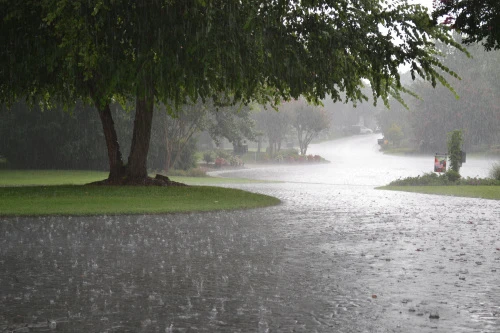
[285,100,331,155]
[2,0,464,184]
[149,99,256,173]
[203,152,214,165]
[254,106,291,156]
[447,129,463,173]
[432,0,500,51]
[206,103,256,151]
[408,37,500,152]
[385,123,405,147]
[163,107,204,173]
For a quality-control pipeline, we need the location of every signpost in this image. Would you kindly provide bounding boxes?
[434,154,447,173]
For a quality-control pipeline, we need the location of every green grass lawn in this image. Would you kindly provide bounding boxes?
[378,185,500,200]
[0,170,280,216]
[0,169,267,186]
[0,170,109,186]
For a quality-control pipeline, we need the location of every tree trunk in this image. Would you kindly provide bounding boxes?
[96,103,126,181]
[127,85,154,180]
[164,124,173,174]
[297,127,305,155]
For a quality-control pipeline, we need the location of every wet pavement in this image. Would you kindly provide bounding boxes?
[1,135,499,332]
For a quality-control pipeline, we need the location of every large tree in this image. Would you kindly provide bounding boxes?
[284,99,331,155]
[432,0,500,51]
[1,0,463,184]
[254,106,292,156]
[152,100,256,173]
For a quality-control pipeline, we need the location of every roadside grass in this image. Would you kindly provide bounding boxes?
[0,170,280,216]
[378,185,500,200]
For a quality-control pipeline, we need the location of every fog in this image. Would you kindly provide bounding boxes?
[215,134,496,186]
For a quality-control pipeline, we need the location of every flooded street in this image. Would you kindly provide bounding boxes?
[2,135,500,332]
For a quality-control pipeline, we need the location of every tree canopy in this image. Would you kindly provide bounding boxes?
[376,35,500,153]
[1,0,464,184]
[432,0,500,51]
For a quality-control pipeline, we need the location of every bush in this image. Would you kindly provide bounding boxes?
[388,172,450,186]
[388,172,500,186]
[281,148,299,157]
[385,123,404,146]
[203,151,214,164]
[229,155,243,166]
[459,177,500,186]
[490,163,500,180]
[446,170,461,182]
[216,149,231,159]
[215,157,227,168]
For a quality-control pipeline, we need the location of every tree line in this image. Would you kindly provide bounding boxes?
[376,35,500,153]
[1,0,487,183]
[0,98,331,170]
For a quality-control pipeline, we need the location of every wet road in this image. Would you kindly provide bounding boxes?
[1,135,499,332]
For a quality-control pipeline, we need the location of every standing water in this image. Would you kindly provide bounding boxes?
[1,135,499,332]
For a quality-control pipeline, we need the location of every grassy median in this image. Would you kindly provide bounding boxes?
[0,170,280,216]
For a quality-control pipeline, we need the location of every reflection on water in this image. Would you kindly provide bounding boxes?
[1,136,499,332]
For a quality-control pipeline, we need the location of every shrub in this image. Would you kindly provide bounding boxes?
[458,177,500,186]
[203,151,214,164]
[490,163,500,180]
[216,149,231,159]
[385,123,404,146]
[388,172,500,186]
[388,172,450,186]
[281,148,299,157]
[446,170,461,182]
[215,157,227,168]
[229,155,243,166]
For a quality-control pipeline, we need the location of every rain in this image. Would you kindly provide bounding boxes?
[1,0,500,332]
[2,134,499,332]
